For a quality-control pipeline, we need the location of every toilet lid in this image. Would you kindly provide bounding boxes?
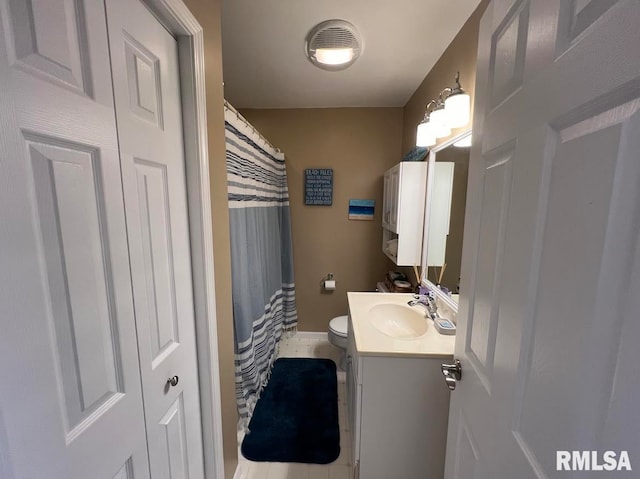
[329,315,348,337]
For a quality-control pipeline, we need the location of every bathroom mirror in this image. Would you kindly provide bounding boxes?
[421,130,471,305]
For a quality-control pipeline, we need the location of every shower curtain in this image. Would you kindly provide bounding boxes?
[224,105,298,421]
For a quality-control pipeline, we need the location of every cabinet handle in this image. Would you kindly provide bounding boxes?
[347,355,352,366]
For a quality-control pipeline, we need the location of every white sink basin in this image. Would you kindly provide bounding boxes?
[368,303,428,339]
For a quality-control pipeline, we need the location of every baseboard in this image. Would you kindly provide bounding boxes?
[292,331,328,340]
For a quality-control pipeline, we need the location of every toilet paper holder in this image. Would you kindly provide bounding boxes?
[322,273,336,291]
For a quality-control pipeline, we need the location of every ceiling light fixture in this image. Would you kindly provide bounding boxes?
[315,47,355,66]
[306,20,362,71]
[415,72,472,147]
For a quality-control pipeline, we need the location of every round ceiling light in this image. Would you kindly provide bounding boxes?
[305,19,363,71]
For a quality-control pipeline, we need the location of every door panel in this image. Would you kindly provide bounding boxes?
[0,409,13,479]
[489,1,528,107]
[451,410,479,479]
[515,109,634,471]
[123,34,163,126]
[555,0,619,53]
[445,0,640,477]
[3,0,89,93]
[26,136,123,433]
[466,145,513,391]
[134,159,180,364]
[105,1,205,477]
[157,395,190,479]
[0,0,149,477]
[113,459,134,479]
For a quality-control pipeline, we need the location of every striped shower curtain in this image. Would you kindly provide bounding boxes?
[224,106,298,421]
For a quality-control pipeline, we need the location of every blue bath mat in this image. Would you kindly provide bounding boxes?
[241,357,340,464]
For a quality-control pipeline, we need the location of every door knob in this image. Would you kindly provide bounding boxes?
[167,376,179,387]
[441,360,462,391]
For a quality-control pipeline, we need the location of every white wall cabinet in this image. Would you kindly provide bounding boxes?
[346,315,451,479]
[382,162,428,265]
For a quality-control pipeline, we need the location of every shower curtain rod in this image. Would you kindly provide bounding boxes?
[224,100,282,154]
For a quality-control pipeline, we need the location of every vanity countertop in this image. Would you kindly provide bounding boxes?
[347,292,456,359]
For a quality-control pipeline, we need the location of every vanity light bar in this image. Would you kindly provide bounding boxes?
[415,72,471,146]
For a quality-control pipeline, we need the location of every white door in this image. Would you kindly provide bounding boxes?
[445,1,640,477]
[0,0,149,478]
[105,1,205,478]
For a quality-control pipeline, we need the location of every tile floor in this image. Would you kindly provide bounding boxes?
[236,334,351,479]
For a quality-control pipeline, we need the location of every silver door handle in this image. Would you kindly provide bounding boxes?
[167,375,179,387]
[441,360,462,390]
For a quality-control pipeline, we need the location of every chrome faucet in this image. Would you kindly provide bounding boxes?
[408,295,438,319]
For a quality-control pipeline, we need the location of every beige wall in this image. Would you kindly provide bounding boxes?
[240,108,403,332]
[181,0,237,477]
[401,0,490,155]
[399,0,489,287]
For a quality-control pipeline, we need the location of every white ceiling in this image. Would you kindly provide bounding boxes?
[221,0,481,109]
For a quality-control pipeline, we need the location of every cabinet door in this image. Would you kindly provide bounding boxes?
[388,167,400,232]
[346,317,361,466]
[382,171,390,229]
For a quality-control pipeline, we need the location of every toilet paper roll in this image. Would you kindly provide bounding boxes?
[323,280,336,290]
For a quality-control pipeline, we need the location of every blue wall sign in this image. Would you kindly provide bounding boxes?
[305,168,333,206]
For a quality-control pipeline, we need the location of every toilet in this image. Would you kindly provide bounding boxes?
[328,315,349,370]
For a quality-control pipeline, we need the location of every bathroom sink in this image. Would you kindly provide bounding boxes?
[368,303,428,339]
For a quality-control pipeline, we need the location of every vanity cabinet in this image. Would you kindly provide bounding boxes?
[382,162,428,265]
[346,313,452,479]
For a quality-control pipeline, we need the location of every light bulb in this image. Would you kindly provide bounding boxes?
[430,107,451,138]
[416,120,436,147]
[445,92,471,128]
[453,135,472,148]
[315,48,355,66]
